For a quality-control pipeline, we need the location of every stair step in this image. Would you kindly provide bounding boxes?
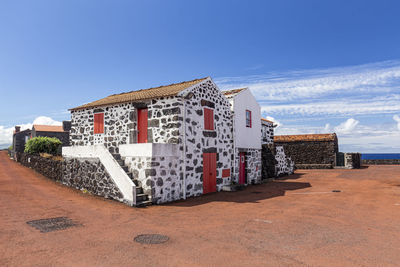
[136,200,152,207]
[132,180,140,187]
[116,159,124,166]
[136,187,143,194]
[121,166,129,172]
[136,193,149,202]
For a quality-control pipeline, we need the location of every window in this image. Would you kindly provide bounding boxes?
[246,110,252,128]
[204,108,214,130]
[94,113,104,134]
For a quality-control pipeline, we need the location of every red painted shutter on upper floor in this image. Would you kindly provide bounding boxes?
[204,108,214,130]
[94,113,104,134]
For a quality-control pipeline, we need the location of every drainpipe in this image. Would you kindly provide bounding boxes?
[182,98,187,200]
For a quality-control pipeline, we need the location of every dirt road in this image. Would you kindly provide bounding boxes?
[1,151,399,266]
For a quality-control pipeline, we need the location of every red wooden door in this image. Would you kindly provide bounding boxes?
[137,108,148,143]
[203,153,217,194]
[239,152,246,185]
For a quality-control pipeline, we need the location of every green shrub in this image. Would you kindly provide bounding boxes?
[8,145,12,151]
[24,137,62,155]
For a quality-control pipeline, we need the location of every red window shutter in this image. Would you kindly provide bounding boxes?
[204,108,214,130]
[94,113,104,134]
[222,169,230,178]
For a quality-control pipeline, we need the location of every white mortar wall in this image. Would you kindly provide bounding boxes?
[232,89,261,150]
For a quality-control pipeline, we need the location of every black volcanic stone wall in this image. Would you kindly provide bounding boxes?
[261,144,278,179]
[362,159,400,165]
[17,152,63,181]
[17,152,123,202]
[274,140,338,166]
[63,158,124,201]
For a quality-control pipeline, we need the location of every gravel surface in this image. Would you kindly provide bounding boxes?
[0,151,399,266]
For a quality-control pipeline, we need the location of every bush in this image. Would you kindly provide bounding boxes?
[24,137,62,155]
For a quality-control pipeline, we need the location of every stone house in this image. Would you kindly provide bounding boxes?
[222,88,262,185]
[11,126,31,158]
[274,133,338,168]
[32,122,71,147]
[63,77,235,206]
[11,122,71,159]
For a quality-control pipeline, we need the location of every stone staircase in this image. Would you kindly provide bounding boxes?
[111,153,152,207]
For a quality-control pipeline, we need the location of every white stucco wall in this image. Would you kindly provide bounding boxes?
[231,89,261,149]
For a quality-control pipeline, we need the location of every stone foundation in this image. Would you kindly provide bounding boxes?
[124,155,182,204]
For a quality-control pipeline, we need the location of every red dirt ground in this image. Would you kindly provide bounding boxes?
[0,151,399,266]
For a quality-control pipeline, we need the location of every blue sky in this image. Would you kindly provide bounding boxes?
[1,0,400,152]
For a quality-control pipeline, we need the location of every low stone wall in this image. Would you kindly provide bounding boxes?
[16,152,124,202]
[16,152,63,181]
[362,159,400,165]
[296,164,333,169]
[63,158,124,201]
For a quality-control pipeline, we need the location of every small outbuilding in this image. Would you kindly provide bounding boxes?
[274,133,338,169]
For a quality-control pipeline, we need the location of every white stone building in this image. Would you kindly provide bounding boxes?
[222,88,262,185]
[63,77,235,206]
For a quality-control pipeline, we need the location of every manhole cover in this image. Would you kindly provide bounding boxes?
[27,217,80,233]
[134,234,169,244]
[332,190,341,193]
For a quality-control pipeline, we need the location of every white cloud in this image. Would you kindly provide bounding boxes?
[32,116,62,126]
[260,98,400,116]
[0,116,62,146]
[334,118,359,134]
[216,60,400,102]
[394,115,400,130]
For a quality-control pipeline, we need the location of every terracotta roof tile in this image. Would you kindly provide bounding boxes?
[70,77,208,111]
[274,133,337,142]
[261,118,274,124]
[222,88,246,97]
[33,125,65,132]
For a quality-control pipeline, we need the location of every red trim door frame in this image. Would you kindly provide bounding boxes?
[239,152,246,185]
[203,153,217,194]
[137,108,148,143]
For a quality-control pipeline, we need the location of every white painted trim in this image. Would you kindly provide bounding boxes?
[62,145,136,206]
[119,143,180,157]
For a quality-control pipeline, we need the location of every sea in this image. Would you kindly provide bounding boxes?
[361,153,400,160]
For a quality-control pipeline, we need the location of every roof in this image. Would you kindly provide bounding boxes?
[221,88,246,98]
[261,118,274,124]
[33,125,65,132]
[13,128,31,135]
[70,77,208,111]
[274,133,337,142]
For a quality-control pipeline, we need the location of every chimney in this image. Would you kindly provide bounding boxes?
[62,121,71,132]
[15,126,21,133]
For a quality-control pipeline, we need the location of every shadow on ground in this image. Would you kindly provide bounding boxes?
[165,173,311,207]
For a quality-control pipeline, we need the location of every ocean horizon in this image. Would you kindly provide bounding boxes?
[361,153,400,160]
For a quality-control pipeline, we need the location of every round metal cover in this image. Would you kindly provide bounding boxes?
[332,190,341,193]
[134,234,169,244]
